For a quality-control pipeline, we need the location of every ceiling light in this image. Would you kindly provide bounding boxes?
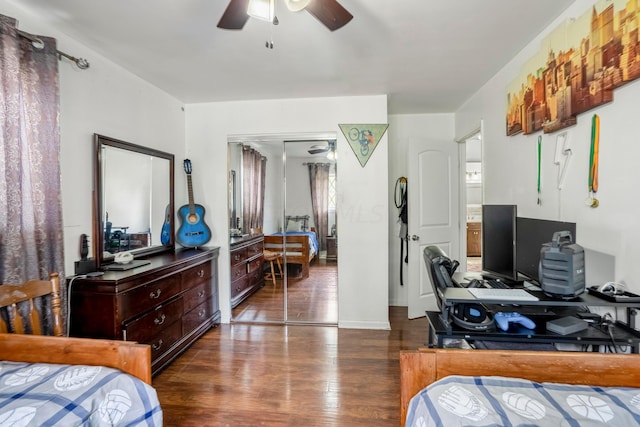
[247,0,275,22]
[308,143,329,155]
[285,0,311,12]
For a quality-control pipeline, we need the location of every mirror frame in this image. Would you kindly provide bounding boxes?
[93,134,175,269]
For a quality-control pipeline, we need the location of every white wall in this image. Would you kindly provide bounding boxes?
[0,1,186,277]
[387,113,455,306]
[285,159,314,224]
[455,0,640,290]
[186,96,390,328]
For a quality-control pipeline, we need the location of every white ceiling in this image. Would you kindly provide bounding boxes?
[10,0,574,114]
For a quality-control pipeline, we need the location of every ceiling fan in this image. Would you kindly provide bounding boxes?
[217,0,353,32]
[308,140,336,156]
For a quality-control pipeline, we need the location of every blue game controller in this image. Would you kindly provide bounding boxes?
[494,312,536,331]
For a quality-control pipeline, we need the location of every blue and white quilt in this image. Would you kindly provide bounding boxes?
[406,375,640,426]
[0,361,162,426]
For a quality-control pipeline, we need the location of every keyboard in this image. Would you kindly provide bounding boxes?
[467,287,539,302]
[486,279,510,289]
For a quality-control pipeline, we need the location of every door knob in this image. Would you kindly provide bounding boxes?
[411,235,419,241]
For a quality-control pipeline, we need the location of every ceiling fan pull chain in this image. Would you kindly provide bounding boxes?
[265,2,277,49]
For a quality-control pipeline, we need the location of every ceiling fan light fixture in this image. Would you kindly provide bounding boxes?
[285,0,311,12]
[308,143,329,155]
[247,0,275,22]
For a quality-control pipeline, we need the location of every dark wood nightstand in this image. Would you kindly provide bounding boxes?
[326,236,337,261]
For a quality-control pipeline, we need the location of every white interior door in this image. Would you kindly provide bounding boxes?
[407,137,460,319]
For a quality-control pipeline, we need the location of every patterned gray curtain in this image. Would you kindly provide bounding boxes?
[241,146,266,233]
[308,163,330,251]
[0,15,64,333]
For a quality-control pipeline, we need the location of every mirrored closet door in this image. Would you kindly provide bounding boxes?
[228,133,338,325]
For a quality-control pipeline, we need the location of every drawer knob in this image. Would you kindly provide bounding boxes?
[197,269,205,278]
[198,309,206,318]
[152,339,164,351]
[198,290,206,298]
[149,289,162,299]
[154,314,166,326]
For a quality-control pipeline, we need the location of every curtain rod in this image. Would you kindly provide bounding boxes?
[17,29,89,70]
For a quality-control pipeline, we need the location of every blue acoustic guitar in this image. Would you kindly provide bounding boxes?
[160,204,171,245]
[176,159,212,248]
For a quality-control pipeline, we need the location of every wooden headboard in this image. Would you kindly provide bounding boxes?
[399,348,640,427]
[0,333,152,384]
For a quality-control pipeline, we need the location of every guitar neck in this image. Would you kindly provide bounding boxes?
[186,174,195,213]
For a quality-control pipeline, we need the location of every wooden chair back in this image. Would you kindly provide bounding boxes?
[0,273,63,336]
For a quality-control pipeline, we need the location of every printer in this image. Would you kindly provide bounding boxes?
[538,231,585,299]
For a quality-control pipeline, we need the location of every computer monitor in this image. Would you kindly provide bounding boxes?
[516,217,577,284]
[481,204,517,282]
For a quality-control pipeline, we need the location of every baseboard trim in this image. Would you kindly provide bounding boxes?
[339,320,391,330]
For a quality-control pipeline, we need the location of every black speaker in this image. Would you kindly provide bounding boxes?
[452,303,494,331]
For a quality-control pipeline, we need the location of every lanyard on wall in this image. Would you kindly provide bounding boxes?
[586,114,600,208]
[537,135,542,206]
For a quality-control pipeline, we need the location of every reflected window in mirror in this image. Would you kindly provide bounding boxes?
[94,134,175,268]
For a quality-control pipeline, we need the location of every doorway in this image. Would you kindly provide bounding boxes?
[227,133,338,325]
[464,131,483,273]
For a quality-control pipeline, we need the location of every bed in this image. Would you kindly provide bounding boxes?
[264,215,318,279]
[0,333,162,425]
[400,348,640,427]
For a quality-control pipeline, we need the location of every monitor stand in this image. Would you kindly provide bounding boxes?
[481,272,524,287]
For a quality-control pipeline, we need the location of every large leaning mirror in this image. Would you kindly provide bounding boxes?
[93,134,175,269]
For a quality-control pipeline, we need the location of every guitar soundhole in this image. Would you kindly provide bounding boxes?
[187,213,199,224]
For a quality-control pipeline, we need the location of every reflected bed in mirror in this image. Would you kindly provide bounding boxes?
[93,134,175,269]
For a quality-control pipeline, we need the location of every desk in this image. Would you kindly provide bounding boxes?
[428,287,640,353]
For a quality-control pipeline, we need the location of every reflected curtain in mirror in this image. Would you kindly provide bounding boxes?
[0,15,64,285]
[242,146,267,233]
[307,163,330,251]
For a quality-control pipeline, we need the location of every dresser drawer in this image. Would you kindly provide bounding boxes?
[247,256,263,274]
[183,299,212,335]
[183,281,211,313]
[231,276,249,299]
[231,261,247,281]
[246,241,263,258]
[182,262,211,290]
[148,321,182,361]
[247,269,263,288]
[120,275,180,321]
[124,296,183,343]
[230,248,246,266]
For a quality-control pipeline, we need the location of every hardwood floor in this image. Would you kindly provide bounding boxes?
[154,306,428,426]
[232,258,338,324]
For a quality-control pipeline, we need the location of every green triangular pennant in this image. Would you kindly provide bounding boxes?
[339,123,388,167]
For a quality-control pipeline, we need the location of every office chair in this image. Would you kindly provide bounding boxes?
[423,246,493,331]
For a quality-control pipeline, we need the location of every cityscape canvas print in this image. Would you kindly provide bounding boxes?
[506,0,640,136]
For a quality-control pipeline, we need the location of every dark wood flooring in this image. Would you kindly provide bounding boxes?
[232,258,338,324]
[153,306,428,426]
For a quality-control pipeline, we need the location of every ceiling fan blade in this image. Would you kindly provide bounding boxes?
[305,0,353,31]
[217,0,251,30]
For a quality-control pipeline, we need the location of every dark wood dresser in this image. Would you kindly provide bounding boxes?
[229,234,264,308]
[69,247,220,375]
